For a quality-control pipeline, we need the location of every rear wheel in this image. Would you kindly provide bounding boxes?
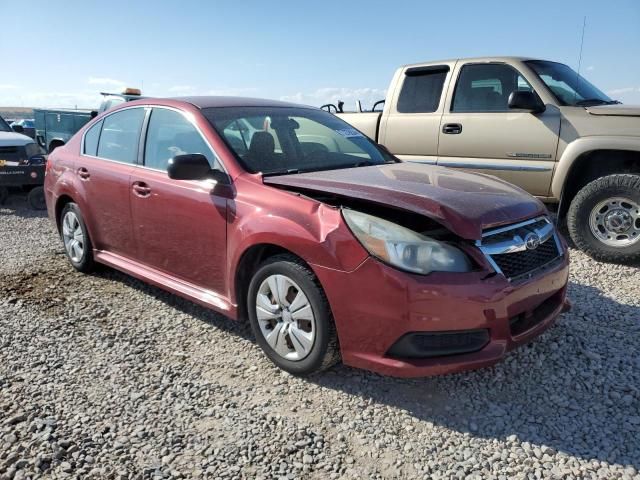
[60,203,95,272]
[27,186,46,210]
[567,174,640,262]
[247,254,340,375]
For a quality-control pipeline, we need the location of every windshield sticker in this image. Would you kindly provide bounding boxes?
[335,128,364,138]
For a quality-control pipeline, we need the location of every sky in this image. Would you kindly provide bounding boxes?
[1,0,639,110]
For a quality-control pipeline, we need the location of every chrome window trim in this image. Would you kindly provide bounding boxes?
[476,216,564,280]
[80,104,228,175]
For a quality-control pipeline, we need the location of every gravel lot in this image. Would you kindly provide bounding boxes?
[1,193,639,480]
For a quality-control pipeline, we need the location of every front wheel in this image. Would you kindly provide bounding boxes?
[247,254,340,375]
[567,174,640,263]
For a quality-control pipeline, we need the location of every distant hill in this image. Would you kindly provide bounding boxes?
[0,107,34,120]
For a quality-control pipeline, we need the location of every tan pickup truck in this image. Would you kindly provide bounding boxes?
[325,57,640,262]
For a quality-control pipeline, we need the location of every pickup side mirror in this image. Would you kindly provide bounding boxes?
[12,124,24,133]
[167,153,231,184]
[508,91,546,113]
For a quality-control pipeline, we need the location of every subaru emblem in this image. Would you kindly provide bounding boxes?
[525,232,541,250]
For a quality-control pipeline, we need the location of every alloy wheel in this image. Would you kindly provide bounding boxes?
[62,211,85,262]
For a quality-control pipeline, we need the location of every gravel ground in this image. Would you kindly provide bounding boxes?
[1,193,639,480]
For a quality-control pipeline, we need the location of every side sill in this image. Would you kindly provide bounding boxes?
[94,250,236,317]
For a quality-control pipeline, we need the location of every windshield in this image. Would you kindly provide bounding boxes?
[203,106,395,175]
[525,60,616,107]
[0,116,11,132]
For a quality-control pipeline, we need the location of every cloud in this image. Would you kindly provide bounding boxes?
[280,87,386,110]
[0,84,19,90]
[607,86,640,95]
[0,91,103,109]
[88,76,126,88]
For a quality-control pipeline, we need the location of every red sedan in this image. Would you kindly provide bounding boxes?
[44,97,570,377]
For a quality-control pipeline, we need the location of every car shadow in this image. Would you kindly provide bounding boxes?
[92,266,640,470]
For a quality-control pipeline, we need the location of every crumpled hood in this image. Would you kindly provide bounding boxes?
[263,162,546,240]
[586,104,640,117]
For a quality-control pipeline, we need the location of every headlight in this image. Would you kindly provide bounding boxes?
[342,209,472,274]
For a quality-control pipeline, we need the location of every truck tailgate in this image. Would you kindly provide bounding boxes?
[335,112,382,141]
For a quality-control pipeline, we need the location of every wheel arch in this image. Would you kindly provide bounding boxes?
[555,139,640,219]
[54,194,76,232]
[233,243,312,322]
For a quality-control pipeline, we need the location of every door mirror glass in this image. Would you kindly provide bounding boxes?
[508,91,546,113]
[12,124,24,133]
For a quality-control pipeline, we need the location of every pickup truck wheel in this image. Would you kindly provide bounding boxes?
[247,254,340,375]
[567,174,640,262]
[60,203,95,273]
[27,186,46,210]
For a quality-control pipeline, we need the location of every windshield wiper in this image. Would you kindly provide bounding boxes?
[262,168,301,177]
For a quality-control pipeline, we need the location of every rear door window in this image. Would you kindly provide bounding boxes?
[97,108,146,164]
[397,67,449,113]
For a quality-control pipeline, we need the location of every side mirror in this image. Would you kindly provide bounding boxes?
[12,124,24,133]
[167,154,230,184]
[508,91,546,113]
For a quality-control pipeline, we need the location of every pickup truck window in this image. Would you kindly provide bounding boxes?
[525,60,614,106]
[452,64,533,113]
[204,106,393,175]
[96,108,146,164]
[0,116,10,132]
[397,67,448,113]
[83,120,103,156]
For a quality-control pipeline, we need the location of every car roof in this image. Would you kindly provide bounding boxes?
[168,96,310,109]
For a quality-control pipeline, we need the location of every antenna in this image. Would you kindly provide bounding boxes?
[574,16,587,103]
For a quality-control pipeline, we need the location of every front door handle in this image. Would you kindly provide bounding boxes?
[132,181,151,198]
[442,123,463,135]
[77,167,90,180]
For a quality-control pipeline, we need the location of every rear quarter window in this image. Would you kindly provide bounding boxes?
[397,67,449,113]
[83,120,103,156]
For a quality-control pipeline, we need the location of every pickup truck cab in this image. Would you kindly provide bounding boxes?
[329,57,640,262]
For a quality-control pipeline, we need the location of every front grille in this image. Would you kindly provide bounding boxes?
[491,239,560,279]
[478,216,563,281]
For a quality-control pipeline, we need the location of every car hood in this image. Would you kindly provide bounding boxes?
[263,162,546,240]
[586,104,640,117]
[0,131,33,147]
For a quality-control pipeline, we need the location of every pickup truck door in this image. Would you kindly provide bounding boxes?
[436,62,560,196]
[379,63,455,163]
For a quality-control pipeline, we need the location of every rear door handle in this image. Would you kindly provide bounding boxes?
[442,123,462,134]
[132,181,151,198]
[77,167,90,180]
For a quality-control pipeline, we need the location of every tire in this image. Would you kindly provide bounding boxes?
[567,174,640,263]
[0,187,8,205]
[27,186,46,210]
[247,254,340,375]
[59,202,95,272]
